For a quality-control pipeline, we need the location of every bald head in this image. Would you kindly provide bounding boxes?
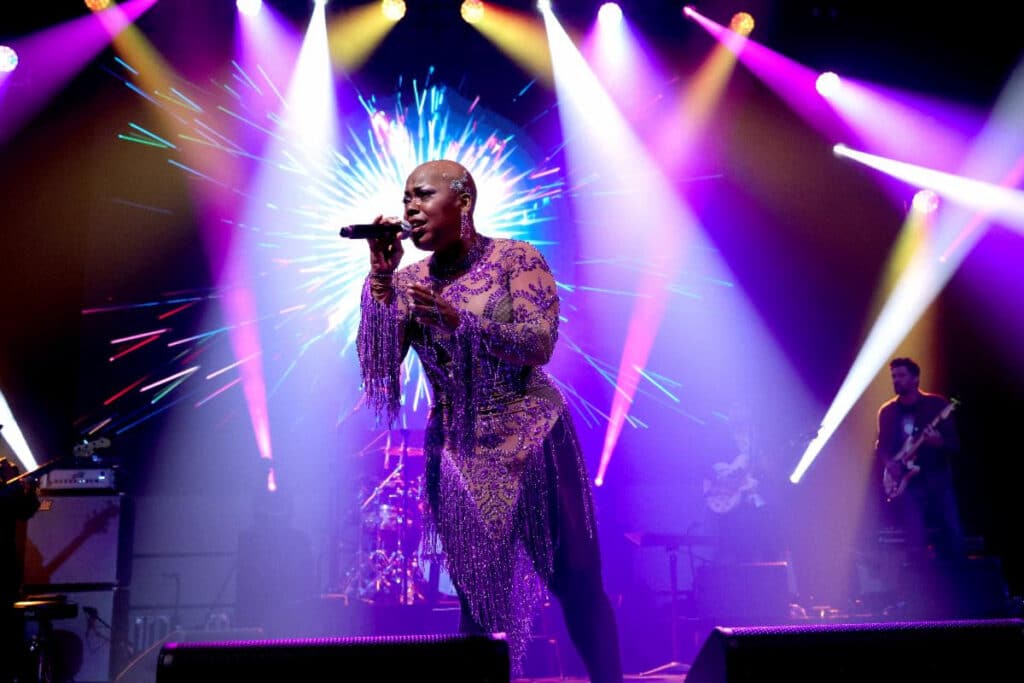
[412,160,477,213]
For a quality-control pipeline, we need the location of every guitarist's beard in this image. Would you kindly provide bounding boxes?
[894,379,920,399]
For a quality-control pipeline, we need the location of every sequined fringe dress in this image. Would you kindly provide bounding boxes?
[357,236,597,669]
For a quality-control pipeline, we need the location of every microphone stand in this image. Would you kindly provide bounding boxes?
[398,428,411,604]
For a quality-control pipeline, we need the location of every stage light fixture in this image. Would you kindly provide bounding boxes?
[381,0,406,21]
[84,0,112,10]
[682,5,696,19]
[816,71,841,98]
[913,189,940,213]
[537,0,552,13]
[461,0,485,24]
[0,45,17,73]
[729,11,754,36]
[237,0,263,16]
[598,3,622,26]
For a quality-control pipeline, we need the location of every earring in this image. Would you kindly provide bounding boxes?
[460,212,472,240]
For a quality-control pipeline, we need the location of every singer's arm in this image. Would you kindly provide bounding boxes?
[355,215,412,424]
[455,241,558,366]
[357,267,413,426]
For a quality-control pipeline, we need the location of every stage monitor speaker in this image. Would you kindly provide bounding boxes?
[156,632,510,682]
[686,618,1024,683]
[115,628,265,683]
[23,493,132,587]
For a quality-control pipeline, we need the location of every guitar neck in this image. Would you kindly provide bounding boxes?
[897,401,956,461]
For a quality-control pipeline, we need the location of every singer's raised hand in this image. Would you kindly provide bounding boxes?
[367,214,405,275]
[407,283,459,331]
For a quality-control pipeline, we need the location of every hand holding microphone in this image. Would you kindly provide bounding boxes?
[354,216,406,289]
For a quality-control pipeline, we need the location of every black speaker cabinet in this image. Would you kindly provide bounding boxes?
[23,493,132,587]
[156,633,510,682]
[686,619,1024,682]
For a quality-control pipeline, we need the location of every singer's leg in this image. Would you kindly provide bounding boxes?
[542,421,624,683]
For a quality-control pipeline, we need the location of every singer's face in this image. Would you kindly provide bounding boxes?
[403,165,464,251]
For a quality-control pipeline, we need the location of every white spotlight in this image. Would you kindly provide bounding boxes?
[237,0,263,16]
[381,0,405,21]
[461,0,485,24]
[816,71,841,99]
[598,3,622,26]
[0,45,18,73]
[912,189,940,213]
[537,0,552,13]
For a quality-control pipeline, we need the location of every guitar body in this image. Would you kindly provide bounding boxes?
[703,465,758,514]
[882,459,920,499]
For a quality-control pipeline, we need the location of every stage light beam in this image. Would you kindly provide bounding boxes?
[833,144,1024,231]
[0,390,38,471]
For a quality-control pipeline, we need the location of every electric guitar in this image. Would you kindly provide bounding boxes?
[703,427,818,514]
[882,398,959,501]
[703,456,759,514]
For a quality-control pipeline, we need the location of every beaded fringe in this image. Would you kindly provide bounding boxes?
[356,277,403,426]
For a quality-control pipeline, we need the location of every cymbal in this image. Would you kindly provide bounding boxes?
[624,531,718,548]
[382,446,425,457]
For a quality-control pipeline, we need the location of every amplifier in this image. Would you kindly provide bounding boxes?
[40,468,118,491]
[23,493,133,587]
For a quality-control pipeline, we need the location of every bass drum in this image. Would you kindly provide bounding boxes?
[416,535,457,601]
[417,554,457,601]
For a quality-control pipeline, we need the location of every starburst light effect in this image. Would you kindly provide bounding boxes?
[75,58,707,444]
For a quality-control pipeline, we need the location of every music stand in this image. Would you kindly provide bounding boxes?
[625,531,716,677]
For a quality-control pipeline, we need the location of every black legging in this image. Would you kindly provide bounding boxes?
[457,418,623,683]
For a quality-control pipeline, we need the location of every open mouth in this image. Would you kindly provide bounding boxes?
[409,221,429,240]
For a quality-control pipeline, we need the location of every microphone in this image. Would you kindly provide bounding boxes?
[339,221,411,239]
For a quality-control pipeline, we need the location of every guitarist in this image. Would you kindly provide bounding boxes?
[701,400,786,566]
[873,357,965,562]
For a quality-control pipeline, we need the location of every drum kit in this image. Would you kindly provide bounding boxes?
[337,430,454,605]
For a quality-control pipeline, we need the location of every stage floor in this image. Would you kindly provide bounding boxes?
[516,677,685,682]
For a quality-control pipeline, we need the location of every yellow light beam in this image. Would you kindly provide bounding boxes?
[328,2,398,72]
[471,3,553,87]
